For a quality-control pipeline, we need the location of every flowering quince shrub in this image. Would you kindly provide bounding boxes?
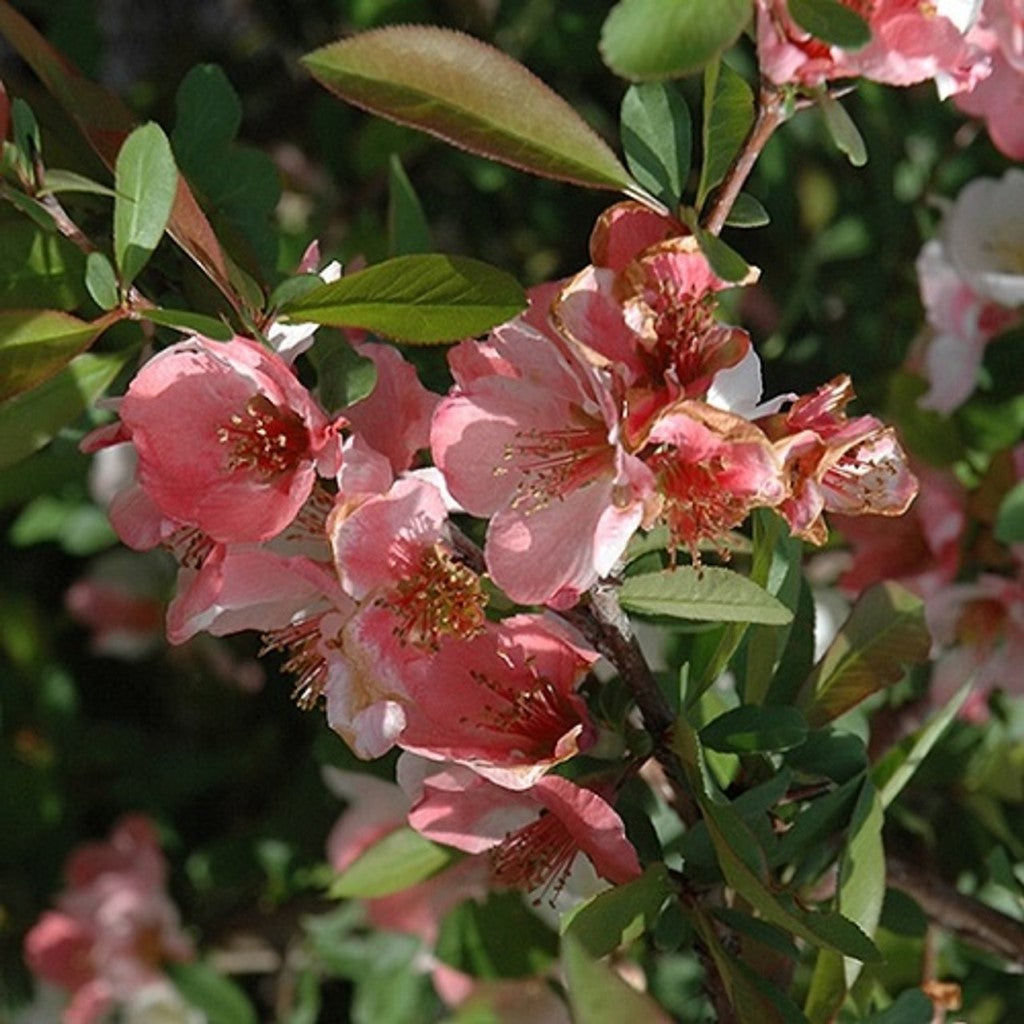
[2,1,1024,1022]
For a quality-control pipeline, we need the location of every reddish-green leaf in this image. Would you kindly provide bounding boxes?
[797,582,931,729]
[0,309,117,401]
[302,26,644,198]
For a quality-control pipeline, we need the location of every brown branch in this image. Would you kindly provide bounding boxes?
[701,82,789,238]
[888,855,1024,966]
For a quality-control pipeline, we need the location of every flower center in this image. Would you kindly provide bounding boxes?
[218,394,310,479]
[498,414,612,515]
[261,613,338,709]
[383,543,487,650]
[490,810,578,905]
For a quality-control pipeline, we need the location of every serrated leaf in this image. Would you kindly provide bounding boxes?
[701,705,808,754]
[139,308,234,340]
[621,82,691,208]
[562,933,673,1024]
[85,251,119,310]
[0,309,113,401]
[167,961,258,1024]
[697,59,754,209]
[561,864,671,958]
[328,826,454,898]
[388,154,433,256]
[0,349,133,469]
[278,253,525,343]
[620,567,792,625]
[303,26,642,198]
[600,0,751,80]
[995,480,1024,543]
[725,191,770,228]
[113,122,178,285]
[818,92,867,168]
[797,582,930,729]
[789,0,871,49]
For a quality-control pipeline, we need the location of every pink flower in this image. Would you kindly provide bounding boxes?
[83,335,344,546]
[756,0,990,97]
[760,376,919,544]
[404,762,642,903]
[23,817,193,1024]
[397,614,599,789]
[431,313,654,608]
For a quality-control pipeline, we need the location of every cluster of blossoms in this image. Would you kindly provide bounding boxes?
[68,203,916,911]
[757,0,1024,158]
[22,817,197,1024]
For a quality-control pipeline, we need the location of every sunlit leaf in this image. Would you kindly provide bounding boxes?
[789,0,871,49]
[303,26,643,198]
[0,309,116,401]
[725,191,770,228]
[0,219,87,310]
[621,82,691,207]
[39,169,117,197]
[167,962,258,1024]
[818,92,867,168]
[388,153,433,256]
[138,308,234,340]
[600,0,751,80]
[85,252,119,311]
[620,567,792,625]
[697,59,754,209]
[113,122,178,286]
[328,827,454,898]
[797,582,930,728]
[278,253,525,343]
[0,349,133,469]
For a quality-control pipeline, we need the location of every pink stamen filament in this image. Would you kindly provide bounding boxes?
[261,615,334,709]
[490,811,579,905]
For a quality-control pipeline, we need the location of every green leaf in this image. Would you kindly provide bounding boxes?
[561,864,671,958]
[328,826,454,899]
[113,122,178,285]
[39,169,118,197]
[278,253,526,344]
[0,309,106,400]
[167,961,258,1024]
[619,567,792,625]
[85,251,119,310]
[600,0,752,80]
[11,96,41,170]
[725,191,770,228]
[621,82,692,208]
[818,92,867,168]
[789,0,871,49]
[701,705,808,754]
[859,989,935,1024]
[303,26,643,199]
[307,329,379,411]
[170,63,242,170]
[388,154,433,256]
[562,932,673,1024]
[140,307,234,341]
[697,59,754,209]
[995,480,1024,544]
[692,222,754,282]
[797,582,931,729]
[0,350,133,469]
[0,218,87,310]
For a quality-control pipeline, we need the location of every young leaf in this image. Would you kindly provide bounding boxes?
[692,222,754,282]
[562,932,673,1024]
[725,191,770,228]
[797,582,931,728]
[113,122,178,286]
[697,59,754,210]
[140,308,234,341]
[701,705,808,754]
[818,92,867,167]
[619,567,792,625]
[11,96,41,174]
[277,253,526,344]
[40,169,118,197]
[620,82,692,208]
[166,962,258,1024]
[788,0,871,49]
[0,309,113,401]
[600,0,752,80]
[995,480,1024,544]
[388,154,433,256]
[0,350,134,469]
[85,252,119,311]
[328,827,454,899]
[302,26,644,199]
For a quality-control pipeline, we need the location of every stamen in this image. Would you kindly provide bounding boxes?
[490,811,578,906]
[261,614,335,709]
[163,526,216,568]
[217,394,310,480]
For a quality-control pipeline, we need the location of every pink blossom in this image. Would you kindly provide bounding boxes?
[83,335,344,546]
[756,0,990,97]
[23,817,193,1024]
[397,614,599,789]
[760,376,919,544]
[431,314,654,608]
[404,763,641,902]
